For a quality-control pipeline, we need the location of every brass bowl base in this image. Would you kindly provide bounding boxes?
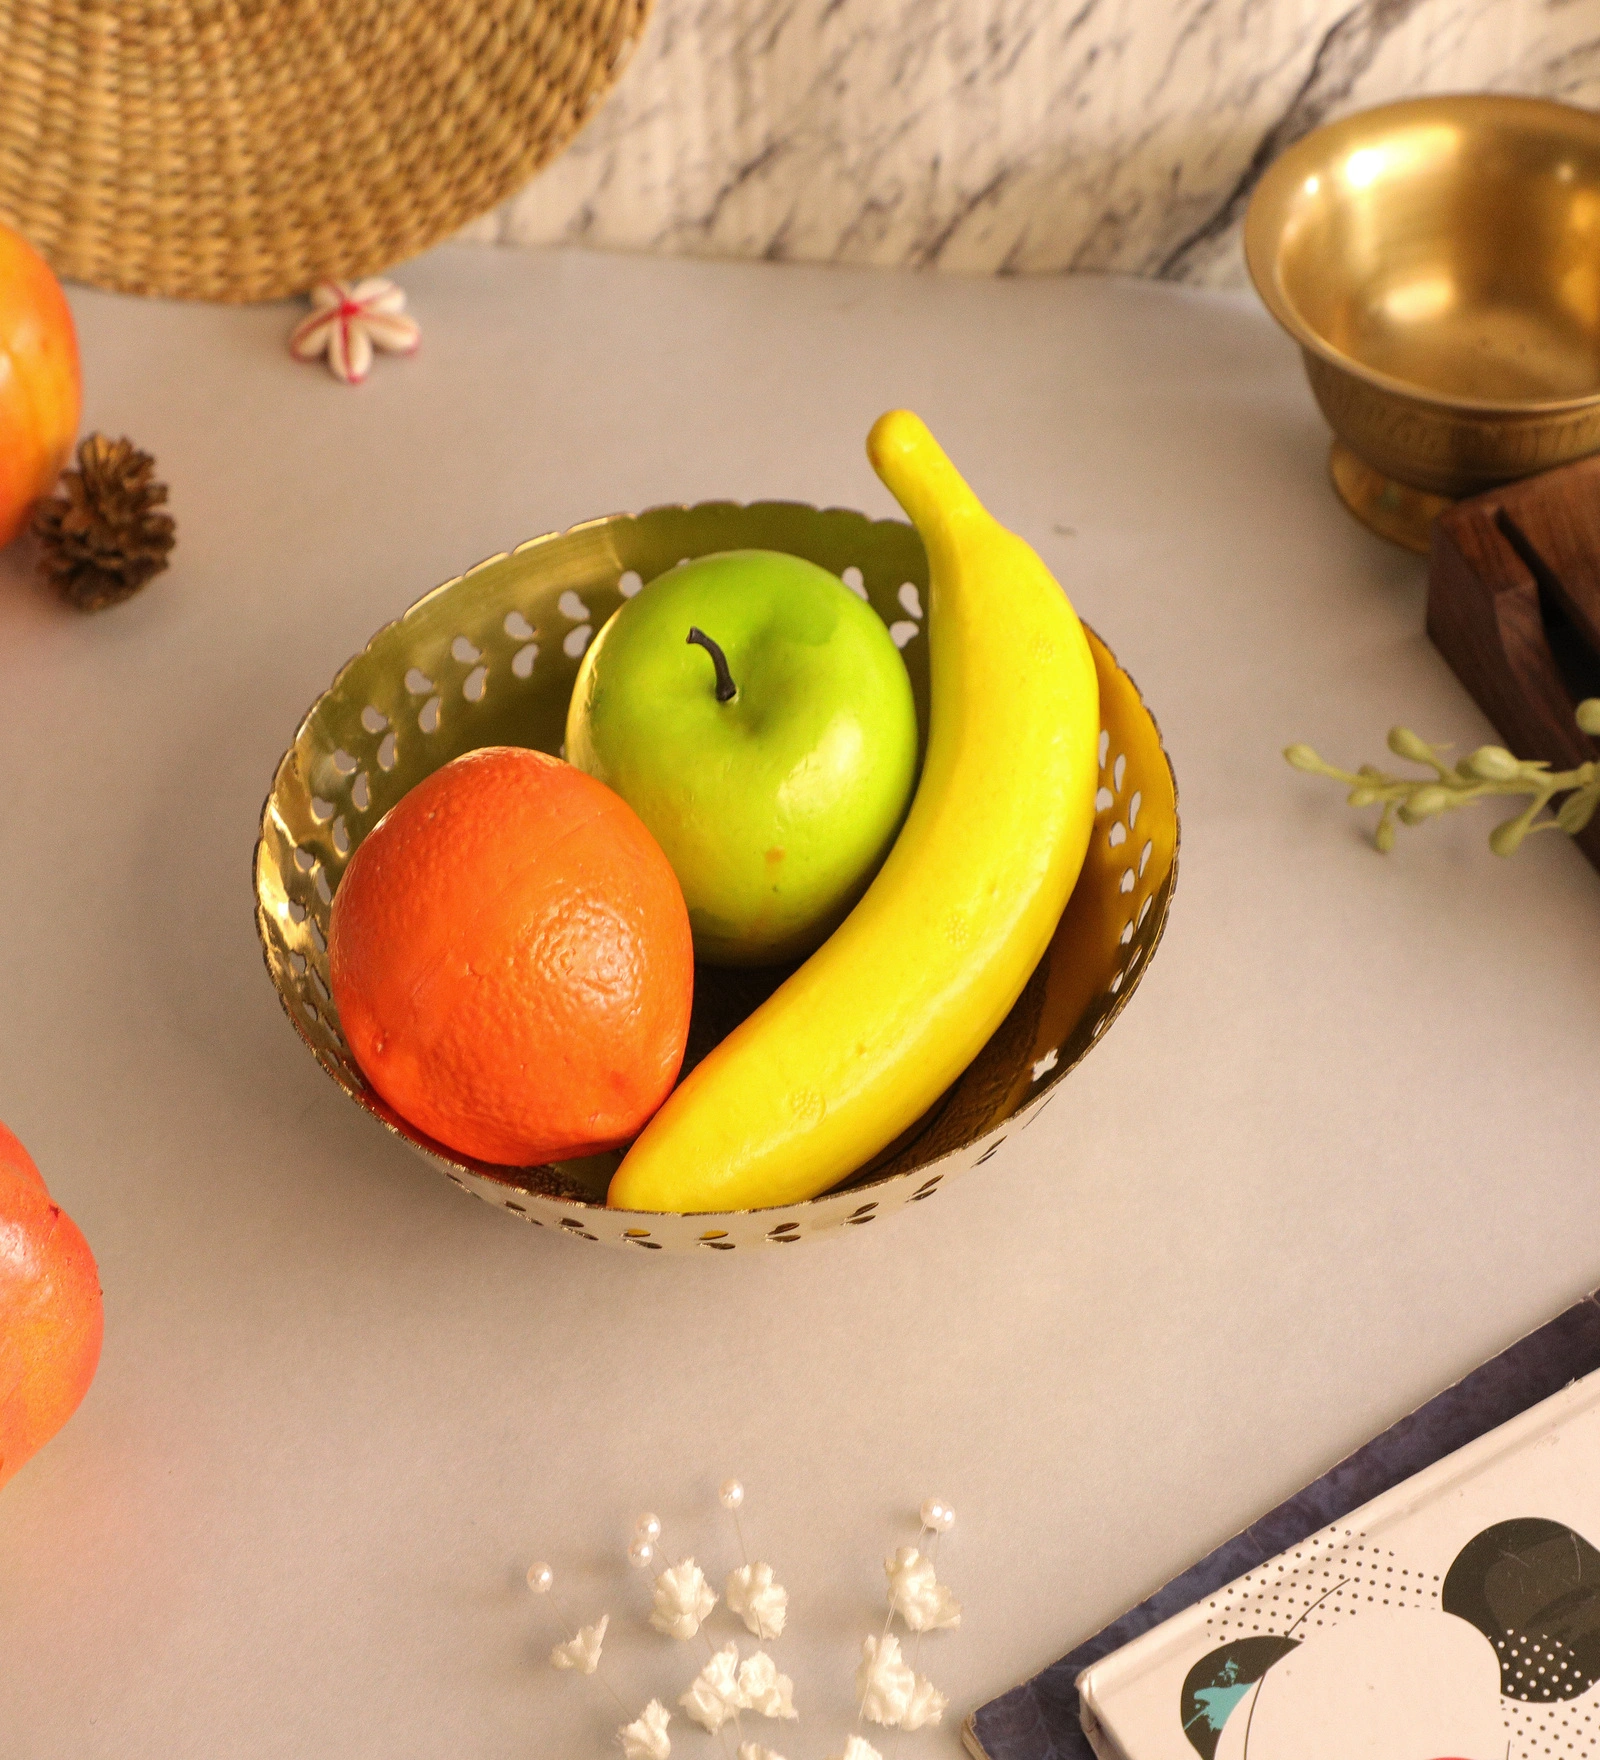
[1329,440,1453,555]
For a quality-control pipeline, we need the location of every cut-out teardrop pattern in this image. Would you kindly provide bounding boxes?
[253,502,1175,1251]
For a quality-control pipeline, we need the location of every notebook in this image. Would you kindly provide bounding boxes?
[965,1290,1600,1760]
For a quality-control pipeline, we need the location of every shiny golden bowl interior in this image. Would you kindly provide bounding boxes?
[1246,96,1600,543]
[254,502,1179,1254]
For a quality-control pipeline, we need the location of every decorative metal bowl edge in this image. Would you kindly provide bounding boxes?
[253,501,1179,1253]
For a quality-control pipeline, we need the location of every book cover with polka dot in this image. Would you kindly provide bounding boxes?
[1075,1364,1600,1760]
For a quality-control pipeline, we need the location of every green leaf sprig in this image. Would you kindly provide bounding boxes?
[1285,699,1600,855]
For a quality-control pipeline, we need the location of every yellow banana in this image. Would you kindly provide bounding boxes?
[607,411,1101,1213]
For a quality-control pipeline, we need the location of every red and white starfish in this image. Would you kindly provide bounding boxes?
[289,278,420,384]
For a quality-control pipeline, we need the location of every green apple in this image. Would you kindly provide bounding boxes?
[566,549,919,966]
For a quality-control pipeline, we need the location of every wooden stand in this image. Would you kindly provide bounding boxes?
[1427,455,1600,873]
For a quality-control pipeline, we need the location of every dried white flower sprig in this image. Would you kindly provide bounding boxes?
[738,1651,798,1720]
[826,1738,883,1760]
[619,1700,673,1760]
[288,278,420,385]
[847,1496,957,1738]
[528,1562,610,1675]
[525,1484,961,1757]
[650,1557,718,1639]
[856,1634,948,1729]
[629,1509,721,1641]
[528,1561,669,1755]
[856,1632,914,1723]
[680,1641,745,1733]
[901,1672,950,1729]
[720,1479,789,1640]
[630,1507,746,1746]
[630,1488,800,1751]
[726,1562,787,1640]
[885,1543,961,1631]
[551,1612,609,1674]
[676,1642,800,1734]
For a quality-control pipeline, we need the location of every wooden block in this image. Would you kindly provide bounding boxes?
[1427,454,1600,873]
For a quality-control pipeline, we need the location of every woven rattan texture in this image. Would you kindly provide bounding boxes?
[0,0,649,301]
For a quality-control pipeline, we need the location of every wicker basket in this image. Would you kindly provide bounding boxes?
[0,0,650,302]
[254,501,1179,1252]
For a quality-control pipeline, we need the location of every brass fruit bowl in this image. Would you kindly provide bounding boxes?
[254,503,1178,1253]
[1245,95,1600,552]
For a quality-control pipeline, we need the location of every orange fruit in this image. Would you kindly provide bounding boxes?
[0,221,80,551]
[0,1121,103,1493]
[328,746,694,1166]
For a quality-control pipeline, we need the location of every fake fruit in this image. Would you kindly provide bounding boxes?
[0,222,80,551]
[0,1121,103,1492]
[328,746,693,1166]
[566,550,919,966]
[607,411,1100,1212]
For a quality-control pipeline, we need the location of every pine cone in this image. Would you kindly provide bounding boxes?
[33,434,176,612]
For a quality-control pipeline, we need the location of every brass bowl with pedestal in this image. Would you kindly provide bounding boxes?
[1244,95,1600,553]
[254,501,1178,1254]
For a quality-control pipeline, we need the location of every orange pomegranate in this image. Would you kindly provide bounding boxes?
[329,746,695,1166]
[0,222,80,551]
[0,1121,103,1492]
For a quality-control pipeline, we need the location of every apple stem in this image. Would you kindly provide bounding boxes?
[686,627,738,703]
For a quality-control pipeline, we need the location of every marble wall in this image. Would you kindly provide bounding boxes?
[464,0,1600,284]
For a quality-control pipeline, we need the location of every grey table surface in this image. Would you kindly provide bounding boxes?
[1,242,1596,1759]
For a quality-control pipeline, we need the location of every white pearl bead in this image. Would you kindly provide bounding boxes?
[920,1498,955,1533]
[627,1536,655,1569]
[718,1479,745,1512]
[527,1562,554,1594]
[635,1511,662,1543]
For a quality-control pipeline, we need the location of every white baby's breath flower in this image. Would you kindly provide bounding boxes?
[737,1650,798,1719]
[726,1561,788,1639]
[900,1672,948,1730]
[885,1545,961,1631]
[550,1613,608,1674]
[825,1738,884,1760]
[737,1746,788,1760]
[651,1559,718,1639]
[679,1642,746,1733]
[618,1698,672,1760]
[855,1632,915,1725]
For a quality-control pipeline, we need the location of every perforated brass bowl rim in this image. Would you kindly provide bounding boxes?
[254,501,1179,1253]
